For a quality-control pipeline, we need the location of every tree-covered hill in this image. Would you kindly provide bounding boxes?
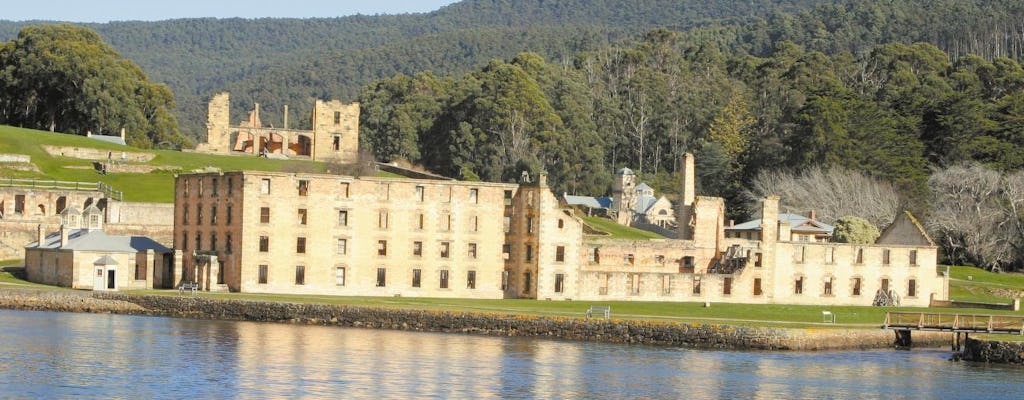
[3,1,1024,139]
[1,0,831,137]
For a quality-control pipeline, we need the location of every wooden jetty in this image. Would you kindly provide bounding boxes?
[882,312,1024,349]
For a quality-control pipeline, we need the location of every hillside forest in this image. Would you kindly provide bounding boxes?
[2,0,1024,269]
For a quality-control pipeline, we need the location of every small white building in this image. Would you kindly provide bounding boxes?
[23,205,179,290]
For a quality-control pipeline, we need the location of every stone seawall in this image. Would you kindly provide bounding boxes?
[0,289,949,350]
[958,338,1024,364]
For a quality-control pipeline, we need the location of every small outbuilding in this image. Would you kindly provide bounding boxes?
[23,204,179,290]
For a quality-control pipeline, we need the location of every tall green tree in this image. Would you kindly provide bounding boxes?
[0,24,188,148]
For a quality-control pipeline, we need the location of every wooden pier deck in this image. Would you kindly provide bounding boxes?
[883,312,1024,334]
[883,312,1024,348]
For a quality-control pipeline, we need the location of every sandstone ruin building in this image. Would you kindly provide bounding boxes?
[195,92,359,163]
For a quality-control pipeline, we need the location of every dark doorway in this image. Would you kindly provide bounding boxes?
[107,270,116,289]
[162,254,174,288]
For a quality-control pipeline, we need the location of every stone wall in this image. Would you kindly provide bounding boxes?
[42,146,155,162]
[7,291,932,350]
[0,154,30,163]
[958,337,1024,364]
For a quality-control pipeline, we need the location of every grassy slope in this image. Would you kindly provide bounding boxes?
[0,126,327,202]
[949,265,1024,303]
[582,215,665,240]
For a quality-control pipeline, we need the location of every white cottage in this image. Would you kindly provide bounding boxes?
[23,204,178,290]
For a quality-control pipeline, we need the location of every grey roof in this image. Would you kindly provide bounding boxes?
[726,213,835,235]
[564,195,613,209]
[89,134,127,146]
[93,255,119,265]
[635,183,653,192]
[633,194,660,214]
[26,229,170,253]
[616,167,635,175]
[62,206,82,216]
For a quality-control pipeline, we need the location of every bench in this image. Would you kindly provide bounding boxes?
[586,306,611,320]
[179,282,199,295]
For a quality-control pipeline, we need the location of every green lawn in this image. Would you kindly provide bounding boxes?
[0,126,330,202]
[582,215,665,240]
[948,265,1024,304]
[120,288,1024,328]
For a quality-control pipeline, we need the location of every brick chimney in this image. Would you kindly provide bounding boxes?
[37,224,45,246]
[808,210,816,221]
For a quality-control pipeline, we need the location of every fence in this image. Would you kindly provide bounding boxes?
[0,178,123,201]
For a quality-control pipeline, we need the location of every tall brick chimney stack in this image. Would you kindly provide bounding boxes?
[677,153,696,239]
[808,210,816,220]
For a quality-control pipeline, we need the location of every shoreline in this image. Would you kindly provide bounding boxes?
[0,288,957,351]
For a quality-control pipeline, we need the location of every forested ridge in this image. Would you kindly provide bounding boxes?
[4,0,1024,267]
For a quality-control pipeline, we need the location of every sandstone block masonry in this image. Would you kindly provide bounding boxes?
[75,292,942,350]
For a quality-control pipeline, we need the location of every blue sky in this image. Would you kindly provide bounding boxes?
[2,0,460,22]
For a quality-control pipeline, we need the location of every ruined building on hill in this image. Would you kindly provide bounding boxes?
[194,92,359,163]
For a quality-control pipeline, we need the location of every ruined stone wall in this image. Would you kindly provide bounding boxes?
[311,100,360,163]
[0,154,30,163]
[196,92,232,153]
[42,146,155,162]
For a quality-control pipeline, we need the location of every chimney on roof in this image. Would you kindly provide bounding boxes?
[37,224,45,246]
[808,210,816,220]
[729,219,734,227]
[59,224,68,247]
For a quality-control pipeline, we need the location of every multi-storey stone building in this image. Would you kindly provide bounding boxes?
[174,171,517,298]
[172,153,947,306]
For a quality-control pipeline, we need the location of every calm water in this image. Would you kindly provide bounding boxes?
[0,310,1021,399]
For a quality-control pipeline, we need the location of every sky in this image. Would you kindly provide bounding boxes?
[2,0,460,23]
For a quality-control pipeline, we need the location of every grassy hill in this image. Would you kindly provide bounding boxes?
[0,125,327,202]
[949,266,1024,304]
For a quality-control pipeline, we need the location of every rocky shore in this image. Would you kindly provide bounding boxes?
[957,337,1024,364]
[0,288,949,351]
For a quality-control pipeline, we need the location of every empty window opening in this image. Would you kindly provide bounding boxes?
[376,268,386,287]
[258,265,268,284]
[439,270,449,289]
[336,266,346,286]
[555,273,565,293]
[467,271,477,289]
[295,265,305,285]
[412,269,422,288]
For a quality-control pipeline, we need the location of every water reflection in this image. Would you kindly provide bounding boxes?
[0,310,1022,399]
